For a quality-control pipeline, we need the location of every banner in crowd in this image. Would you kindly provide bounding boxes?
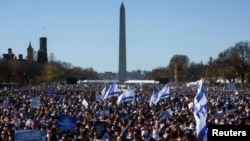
[57,116,76,131]
[99,109,110,117]
[227,83,236,91]
[15,130,46,141]
[30,96,40,108]
[45,87,55,97]
[3,99,9,108]
[82,99,88,108]
[96,94,102,101]
[94,121,107,139]
[159,109,172,120]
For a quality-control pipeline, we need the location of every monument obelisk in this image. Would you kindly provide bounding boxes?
[118,2,127,82]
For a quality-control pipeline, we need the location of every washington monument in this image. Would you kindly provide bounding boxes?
[118,2,127,82]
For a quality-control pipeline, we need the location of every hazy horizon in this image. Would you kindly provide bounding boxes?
[1,0,250,73]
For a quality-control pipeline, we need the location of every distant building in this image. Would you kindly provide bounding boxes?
[3,48,15,60]
[2,37,48,63]
[99,72,117,80]
[37,37,48,63]
[27,42,34,62]
[18,54,24,61]
[2,48,25,62]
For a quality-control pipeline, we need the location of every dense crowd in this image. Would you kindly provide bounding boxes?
[0,82,250,141]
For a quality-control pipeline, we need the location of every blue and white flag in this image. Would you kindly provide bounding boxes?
[103,82,119,100]
[193,79,207,141]
[154,83,170,104]
[117,87,135,104]
[158,83,170,99]
[96,86,107,101]
[101,86,107,99]
[149,87,159,107]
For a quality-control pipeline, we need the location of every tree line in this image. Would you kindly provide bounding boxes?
[0,41,249,87]
[145,41,250,87]
[0,58,99,85]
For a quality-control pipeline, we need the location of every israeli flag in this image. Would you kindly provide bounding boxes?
[100,86,107,100]
[149,87,159,107]
[159,83,170,99]
[117,87,135,104]
[103,82,119,100]
[154,83,170,104]
[101,86,107,96]
[193,79,207,141]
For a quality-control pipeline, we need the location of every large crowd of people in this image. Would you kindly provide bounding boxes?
[0,82,250,141]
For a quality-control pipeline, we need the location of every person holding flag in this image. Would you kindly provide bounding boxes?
[103,82,119,100]
[153,83,170,105]
[117,87,135,105]
[193,79,208,141]
[149,87,159,107]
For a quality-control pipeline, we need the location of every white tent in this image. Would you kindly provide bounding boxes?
[124,80,159,84]
[186,80,200,87]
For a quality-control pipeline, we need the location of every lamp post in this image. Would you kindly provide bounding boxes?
[174,61,178,86]
[23,72,26,85]
[12,73,15,82]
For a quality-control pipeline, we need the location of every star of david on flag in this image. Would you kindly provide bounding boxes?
[193,79,208,141]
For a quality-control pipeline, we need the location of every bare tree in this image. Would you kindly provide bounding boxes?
[215,41,250,87]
